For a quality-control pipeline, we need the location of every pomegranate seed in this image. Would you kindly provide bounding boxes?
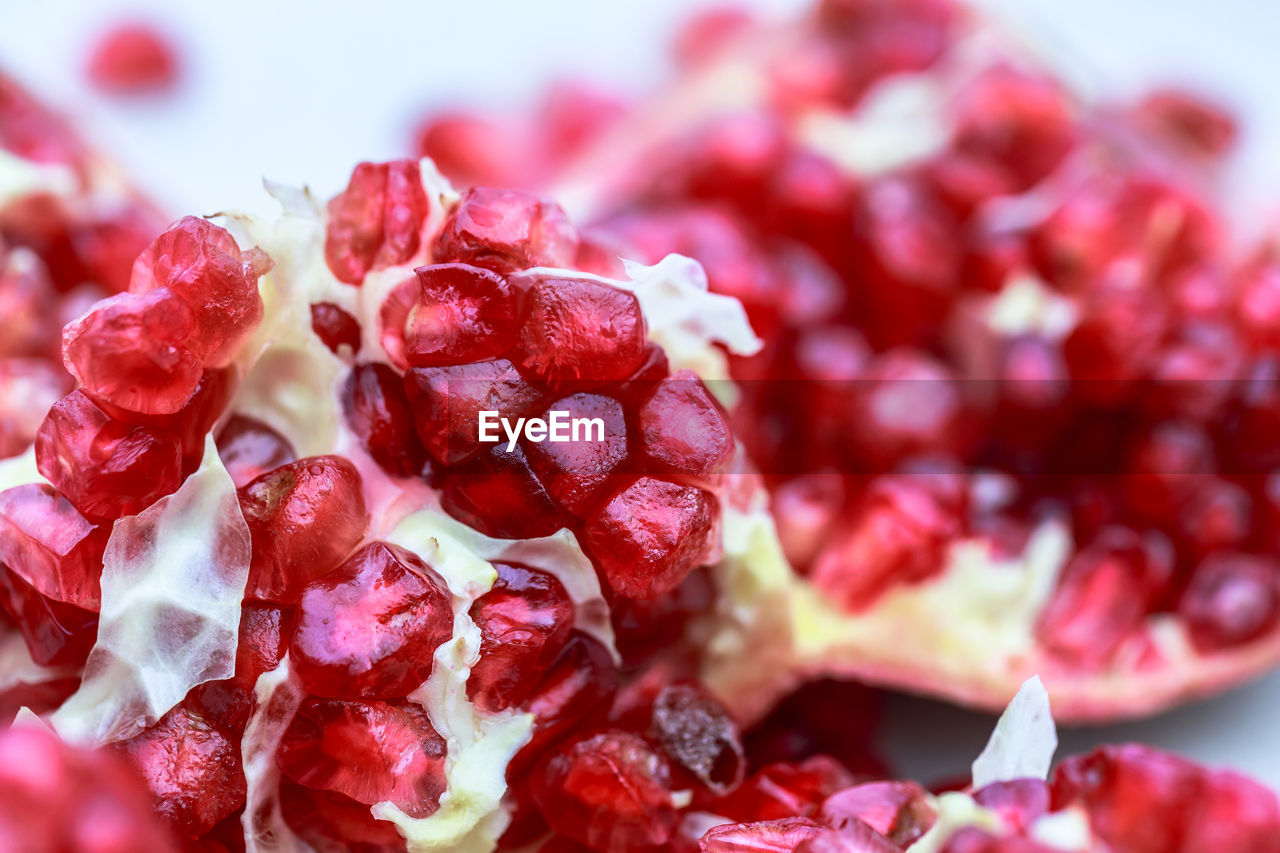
[650,683,745,795]
[341,362,424,476]
[85,23,178,94]
[819,781,936,846]
[237,455,369,603]
[325,160,429,285]
[405,263,519,366]
[1120,420,1214,522]
[512,631,620,776]
[291,541,453,698]
[378,276,419,369]
[583,477,717,600]
[468,562,574,712]
[533,731,678,851]
[404,358,545,466]
[717,756,857,822]
[1177,479,1251,560]
[1134,88,1238,161]
[309,301,362,354]
[971,779,1050,834]
[517,276,648,384]
[129,216,266,367]
[637,371,734,476]
[810,475,962,611]
[0,564,97,667]
[61,287,201,415]
[699,817,827,853]
[443,443,566,539]
[35,390,183,521]
[1178,554,1280,651]
[610,569,714,667]
[526,392,629,517]
[848,350,968,468]
[415,112,531,189]
[215,414,296,488]
[0,482,108,609]
[114,701,247,838]
[280,778,411,850]
[0,725,178,851]
[744,680,885,779]
[434,186,578,271]
[953,66,1074,190]
[1037,528,1170,665]
[278,698,447,817]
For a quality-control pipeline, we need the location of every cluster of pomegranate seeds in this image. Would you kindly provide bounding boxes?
[85,23,180,95]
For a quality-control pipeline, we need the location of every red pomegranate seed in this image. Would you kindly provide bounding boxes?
[35,390,183,521]
[953,66,1074,190]
[1134,89,1238,161]
[583,477,717,600]
[468,562,574,713]
[1177,479,1251,560]
[810,475,963,611]
[189,603,293,735]
[215,414,296,488]
[1037,528,1170,665]
[85,23,178,94]
[971,779,1050,834]
[849,350,968,468]
[237,455,369,603]
[291,541,453,698]
[0,564,97,667]
[404,357,545,466]
[637,370,734,476]
[280,778,411,850]
[405,263,519,366]
[526,392,629,517]
[277,698,447,818]
[650,683,745,795]
[699,817,828,853]
[325,160,429,285]
[442,443,566,539]
[610,569,714,667]
[0,483,108,610]
[1178,554,1280,651]
[434,186,578,271]
[1120,420,1214,522]
[533,731,678,851]
[1052,744,1280,853]
[512,631,620,777]
[0,725,178,852]
[517,276,648,384]
[673,7,754,67]
[819,781,937,846]
[341,362,424,476]
[414,112,531,190]
[309,301,362,354]
[717,756,857,822]
[61,287,202,416]
[129,216,266,367]
[114,701,247,838]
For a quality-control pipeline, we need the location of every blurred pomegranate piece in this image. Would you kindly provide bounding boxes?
[86,23,179,94]
[237,455,369,602]
[1177,553,1280,651]
[325,159,428,285]
[468,562,574,712]
[970,779,1049,835]
[278,697,447,817]
[435,186,578,271]
[584,477,717,599]
[819,781,936,846]
[0,725,178,851]
[405,263,519,366]
[291,541,453,698]
[699,817,828,852]
[35,389,183,521]
[533,730,679,851]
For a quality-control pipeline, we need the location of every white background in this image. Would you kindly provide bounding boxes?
[2,0,1279,788]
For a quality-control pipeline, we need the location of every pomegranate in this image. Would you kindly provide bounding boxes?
[410,0,1280,723]
[85,23,180,95]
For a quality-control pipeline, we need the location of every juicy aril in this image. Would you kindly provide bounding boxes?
[415,0,1280,722]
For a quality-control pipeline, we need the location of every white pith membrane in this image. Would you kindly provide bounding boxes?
[537,5,1280,723]
[0,161,765,850]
